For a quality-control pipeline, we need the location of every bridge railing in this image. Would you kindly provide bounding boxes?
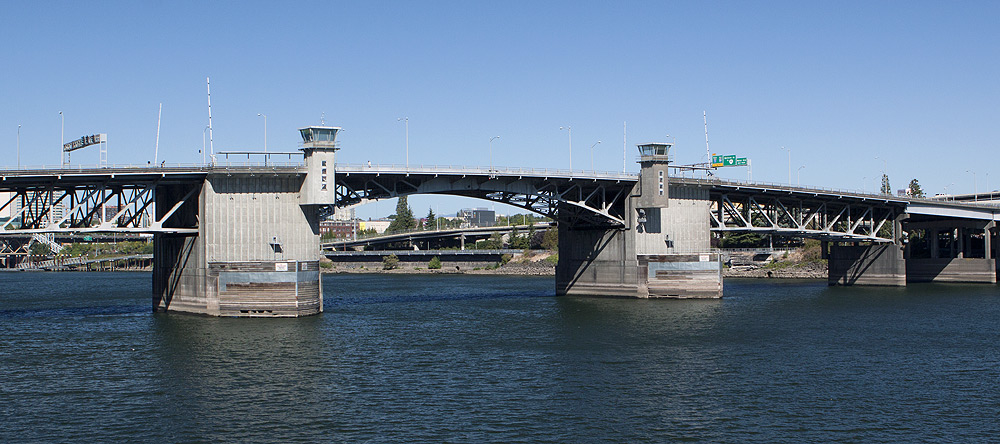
[0,160,305,174]
[336,163,637,180]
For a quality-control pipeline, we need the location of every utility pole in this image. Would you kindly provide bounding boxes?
[560,126,572,172]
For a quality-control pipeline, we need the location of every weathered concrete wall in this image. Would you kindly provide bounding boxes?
[639,253,722,298]
[828,243,906,286]
[203,175,320,262]
[661,185,711,254]
[906,258,997,283]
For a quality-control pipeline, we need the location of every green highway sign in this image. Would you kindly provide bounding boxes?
[711,154,748,168]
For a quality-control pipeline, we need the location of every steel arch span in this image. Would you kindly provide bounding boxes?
[333,166,637,228]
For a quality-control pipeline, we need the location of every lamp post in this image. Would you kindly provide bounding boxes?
[967,170,978,202]
[862,176,867,194]
[257,113,267,153]
[17,124,21,169]
[59,111,64,166]
[590,140,602,174]
[397,117,409,170]
[797,165,806,187]
[875,155,888,194]
[489,135,500,173]
[560,126,572,172]
[780,146,790,184]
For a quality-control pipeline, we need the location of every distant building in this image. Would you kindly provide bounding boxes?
[361,219,391,234]
[0,192,11,220]
[458,208,495,227]
[9,192,66,227]
[320,220,358,239]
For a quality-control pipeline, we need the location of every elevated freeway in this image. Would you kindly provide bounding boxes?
[321,223,552,250]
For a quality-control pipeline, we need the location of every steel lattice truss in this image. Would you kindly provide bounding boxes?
[1,172,203,234]
[334,170,633,228]
[709,192,903,242]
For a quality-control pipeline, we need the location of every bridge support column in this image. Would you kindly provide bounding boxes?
[905,221,996,283]
[828,242,906,286]
[153,174,323,317]
[556,180,722,299]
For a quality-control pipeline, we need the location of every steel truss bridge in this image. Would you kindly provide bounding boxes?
[2,164,999,242]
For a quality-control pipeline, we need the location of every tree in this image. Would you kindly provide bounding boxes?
[30,242,52,257]
[908,179,925,198]
[386,196,416,233]
[382,253,399,270]
[881,174,892,195]
[426,207,437,231]
[541,228,558,250]
[428,256,442,269]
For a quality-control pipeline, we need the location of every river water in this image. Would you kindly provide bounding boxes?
[2,272,999,442]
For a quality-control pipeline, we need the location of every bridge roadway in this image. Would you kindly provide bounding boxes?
[5,163,996,238]
[4,160,1000,315]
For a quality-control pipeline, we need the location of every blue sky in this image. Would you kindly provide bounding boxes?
[3,1,998,218]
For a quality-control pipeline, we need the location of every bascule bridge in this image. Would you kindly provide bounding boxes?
[3,124,999,317]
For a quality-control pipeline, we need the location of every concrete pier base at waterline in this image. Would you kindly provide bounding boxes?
[828,243,906,286]
[152,174,323,317]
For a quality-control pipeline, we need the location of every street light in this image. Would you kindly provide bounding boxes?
[17,124,21,169]
[967,170,978,202]
[797,165,806,187]
[59,111,64,166]
[590,140,602,174]
[779,146,791,184]
[489,135,500,173]
[397,117,409,170]
[560,126,572,172]
[875,155,888,193]
[257,113,267,153]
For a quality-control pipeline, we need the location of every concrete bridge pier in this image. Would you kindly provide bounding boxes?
[153,125,338,317]
[153,174,324,316]
[556,142,722,299]
[828,214,908,286]
[828,242,907,286]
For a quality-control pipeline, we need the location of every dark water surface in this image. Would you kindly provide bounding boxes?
[2,272,1000,442]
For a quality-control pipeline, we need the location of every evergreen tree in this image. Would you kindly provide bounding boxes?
[426,207,437,230]
[386,196,416,233]
[881,174,891,195]
[907,179,924,198]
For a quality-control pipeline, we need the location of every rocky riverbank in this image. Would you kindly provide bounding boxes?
[723,261,827,279]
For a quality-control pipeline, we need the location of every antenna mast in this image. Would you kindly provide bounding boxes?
[703,110,711,176]
[623,121,627,174]
[207,77,215,163]
[154,103,162,165]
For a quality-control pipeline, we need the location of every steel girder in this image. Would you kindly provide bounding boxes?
[334,171,632,228]
[0,178,200,234]
[710,192,901,242]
